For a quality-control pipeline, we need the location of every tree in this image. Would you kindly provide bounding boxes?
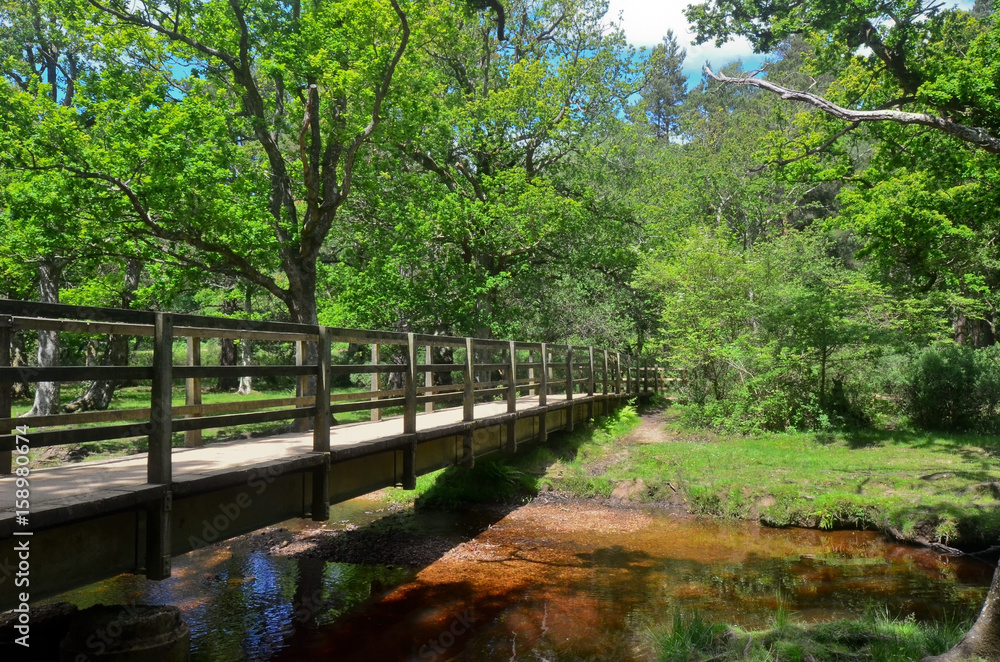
[3,0,412,327]
[682,2,1000,657]
[639,31,687,140]
[324,0,649,345]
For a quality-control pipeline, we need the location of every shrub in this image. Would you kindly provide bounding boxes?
[903,343,1000,432]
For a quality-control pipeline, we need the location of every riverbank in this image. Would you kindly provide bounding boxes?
[425,402,1000,555]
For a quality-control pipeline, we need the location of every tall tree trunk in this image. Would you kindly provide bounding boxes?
[923,564,1000,661]
[236,286,253,395]
[65,259,142,412]
[11,330,31,400]
[25,260,61,417]
[216,296,240,392]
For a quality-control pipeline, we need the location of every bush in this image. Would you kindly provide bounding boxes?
[904,343,1000,432]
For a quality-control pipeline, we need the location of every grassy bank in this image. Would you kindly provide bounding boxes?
[648,605,972,662]
[373,403,643,508]
[544,403,1000,550]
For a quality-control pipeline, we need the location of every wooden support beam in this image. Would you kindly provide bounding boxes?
[184,336,202,448]
[371,344,381,422]
[146,312,173,581]
[311,454,330,522]
[402,440,417,490]
[462,429,474,468]
[404,333,417,435]
[463,337,475,422]
[0,315,11,475]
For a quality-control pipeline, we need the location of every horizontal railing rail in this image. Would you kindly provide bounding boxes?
[0,300,670,485]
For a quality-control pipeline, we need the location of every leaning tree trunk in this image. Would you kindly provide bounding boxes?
[923,564,1000,661]
[25,260,61,417]
[65,259,142,412]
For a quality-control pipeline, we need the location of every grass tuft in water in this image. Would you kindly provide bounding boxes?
[650,610,729,662]
[645,605,973,662]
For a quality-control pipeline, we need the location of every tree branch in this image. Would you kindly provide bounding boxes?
[749,122,860,173]
[705,66,1000,154]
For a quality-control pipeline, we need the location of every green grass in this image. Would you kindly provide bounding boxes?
[545,405,1000,549]
[361,404,644,509]
[644,605,974,662]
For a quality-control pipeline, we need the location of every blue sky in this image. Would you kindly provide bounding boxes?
[606,0,977,84]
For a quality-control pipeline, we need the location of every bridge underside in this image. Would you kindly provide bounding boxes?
[0,393,625,611]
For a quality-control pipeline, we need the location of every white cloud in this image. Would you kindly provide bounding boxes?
[605,0,760,79]
[606,0,980,82]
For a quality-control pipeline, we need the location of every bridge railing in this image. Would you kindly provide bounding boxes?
[0,300,666,482]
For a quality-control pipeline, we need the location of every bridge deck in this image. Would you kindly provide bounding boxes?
[0,394,573,532]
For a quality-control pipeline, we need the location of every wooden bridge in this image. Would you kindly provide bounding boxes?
[0,301,664,610]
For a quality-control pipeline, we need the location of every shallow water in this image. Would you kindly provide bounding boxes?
[47,498,994,661]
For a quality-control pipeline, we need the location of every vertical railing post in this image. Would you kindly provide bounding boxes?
[602,349,609,396]
[295,340,310,432]
[402,333,417,489]
[424,344,434,414]
[312,326,331,521]
[615,352,622,395]
[184,336,202,448]
[148,313,174,485]
[147,312,173,581]
[314,328,331,452]
[527,349,535,396]
[587,346,595,421]
[506,341,517,414]
[539,343,548,407]
[370,343,381,422]
[643,358,649,394]
[505,340,517,453]
[0,315,12,475]
[538,341,548,443]
[626,356,632,395]
[404,333,417,434]
[462,336,475,467]
[463,338,475,422]
[565,346,574,432]
[587,346,595,397]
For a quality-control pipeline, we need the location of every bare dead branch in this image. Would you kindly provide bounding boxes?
[705,66,1000,154]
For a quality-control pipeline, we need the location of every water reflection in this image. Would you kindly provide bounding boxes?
[44,499,993,662]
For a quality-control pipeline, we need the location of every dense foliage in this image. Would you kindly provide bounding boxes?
[1,0,997,435]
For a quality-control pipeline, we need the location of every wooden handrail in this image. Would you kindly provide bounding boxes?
[0,302,652,479]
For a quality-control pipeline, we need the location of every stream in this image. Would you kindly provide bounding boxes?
[45,497,994,661]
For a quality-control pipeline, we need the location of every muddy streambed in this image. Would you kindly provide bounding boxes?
[45,498,994,661]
